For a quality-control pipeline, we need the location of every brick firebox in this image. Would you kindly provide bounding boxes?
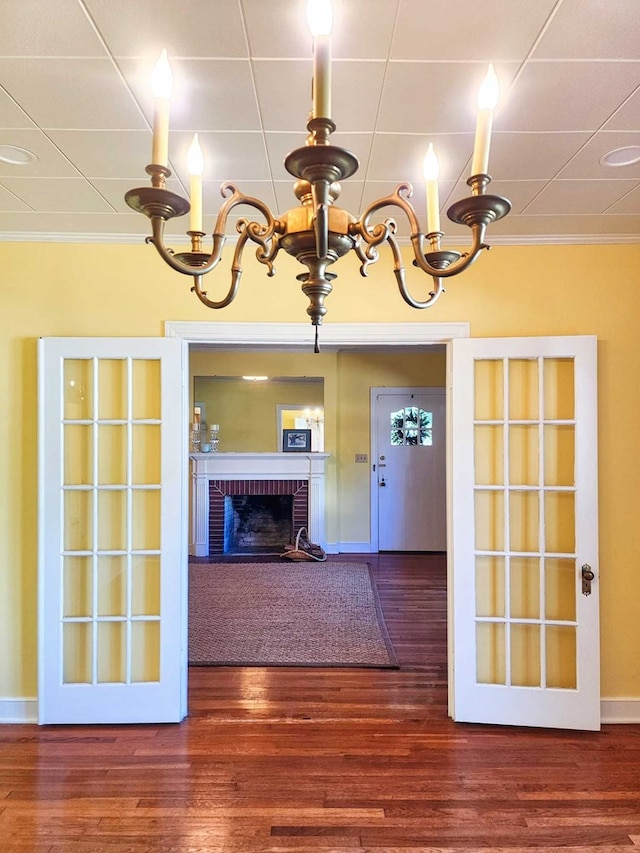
[208,479,309,556]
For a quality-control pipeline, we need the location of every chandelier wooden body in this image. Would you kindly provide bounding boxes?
[125,0,511,351]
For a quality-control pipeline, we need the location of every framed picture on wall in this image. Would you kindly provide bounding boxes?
[282,428,312,452]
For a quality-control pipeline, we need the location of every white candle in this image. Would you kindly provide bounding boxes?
[151,49,173,167]
[423,143,440,233]
[307,0,333,119]
[187,134,204,232]
[471,64,500,177]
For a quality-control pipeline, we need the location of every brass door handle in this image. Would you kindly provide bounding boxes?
[581,564,595,596]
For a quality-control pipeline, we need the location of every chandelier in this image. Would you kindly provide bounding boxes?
[125,0,510,351]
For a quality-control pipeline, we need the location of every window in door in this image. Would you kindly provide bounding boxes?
[390,406,433,446]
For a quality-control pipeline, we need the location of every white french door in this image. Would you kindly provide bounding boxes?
[450,335,600,730]
[38,337,187,724]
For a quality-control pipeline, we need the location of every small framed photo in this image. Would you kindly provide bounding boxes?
[282,428,312,452]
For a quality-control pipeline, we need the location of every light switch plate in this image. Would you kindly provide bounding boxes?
[355,453,368,463]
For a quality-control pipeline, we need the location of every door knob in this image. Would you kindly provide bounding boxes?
[581,563,595,596]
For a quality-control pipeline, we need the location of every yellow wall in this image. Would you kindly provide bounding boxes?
[1,240,640,702]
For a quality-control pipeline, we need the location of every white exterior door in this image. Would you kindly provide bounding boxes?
[38,337,187,724]
[450,335,600,730]
[373,388,446,551]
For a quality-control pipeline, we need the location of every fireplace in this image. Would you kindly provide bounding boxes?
[189,452,329,557]
[209,479,309,556]
[223,495,294,554]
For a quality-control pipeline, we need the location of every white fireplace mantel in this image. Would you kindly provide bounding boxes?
[189,452,330,557]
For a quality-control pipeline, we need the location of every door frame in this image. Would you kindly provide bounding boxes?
[168,320,468,717]
[370,386,447,552]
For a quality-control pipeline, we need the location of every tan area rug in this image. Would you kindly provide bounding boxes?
[188,561,398,668]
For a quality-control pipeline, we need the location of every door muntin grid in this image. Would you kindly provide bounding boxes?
[62,358,162,685]
[473,357,577,690]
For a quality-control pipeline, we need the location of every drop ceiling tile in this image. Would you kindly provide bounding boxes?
[368,133,475,183]
[0,182,32,211]
[491,213,640,238]
[557,131,640,179]
[0,129,83,177]
[392,0,557,61]
[495,61,640,133]
[0,87,36,129]
[532,0,640,60]
[0,211,147,236]
[603,87,640,133]
[0,0,107,57]
[253,59,385,133]
[0,59,147,130]
[119,58,260,132]
[378,62,519,134]
[606,185,640,215]
[84,0,248,59]
[168,131,270,184]
[489,132,592,180]
[0,177,115,213]
[44,130,152,180]
[523,179,639,216]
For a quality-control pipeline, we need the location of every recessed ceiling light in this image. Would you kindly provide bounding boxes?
[0,144,38,165]
[600,146,640,167]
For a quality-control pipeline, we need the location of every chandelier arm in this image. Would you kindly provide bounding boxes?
[190,266,241,310]
[382,227,444,309]
[409,223,488,279]
[149,216,226,277]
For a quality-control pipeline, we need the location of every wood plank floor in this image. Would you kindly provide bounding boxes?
[2,553,640,852]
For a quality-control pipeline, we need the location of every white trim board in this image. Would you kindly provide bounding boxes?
[165,321,470,348]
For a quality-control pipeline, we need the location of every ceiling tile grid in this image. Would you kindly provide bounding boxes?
[0,0,638,244]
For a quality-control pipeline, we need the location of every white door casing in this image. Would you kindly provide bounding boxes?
[372,387,446,551]
[450,335,600,731]
[38,337,187,724]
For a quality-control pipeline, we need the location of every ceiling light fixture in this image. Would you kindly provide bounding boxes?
[0,144,38,165]
[600,146,640,167]
[125,0,510,351]
[242,375,269,381]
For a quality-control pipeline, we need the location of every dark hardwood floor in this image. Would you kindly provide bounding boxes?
[2,553,640,851]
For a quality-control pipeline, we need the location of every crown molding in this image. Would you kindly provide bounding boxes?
[1,231,639,246]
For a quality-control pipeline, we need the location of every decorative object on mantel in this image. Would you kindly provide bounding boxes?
[125,0,510,353]
[282,428,312,453]
[209,424,220,452]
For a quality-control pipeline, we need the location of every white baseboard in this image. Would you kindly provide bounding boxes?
[601,698,640,724]
[328,542,374,554]
[0,698,38,723]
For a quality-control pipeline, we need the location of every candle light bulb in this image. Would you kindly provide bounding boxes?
[471,64,499,176]
[187,133,204,177]
[477,63,499,112]
[151,49,173,101]
[187,134,204,232]
[423,143,441,234]
[423,143,439,182]
[307,0,332,36]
